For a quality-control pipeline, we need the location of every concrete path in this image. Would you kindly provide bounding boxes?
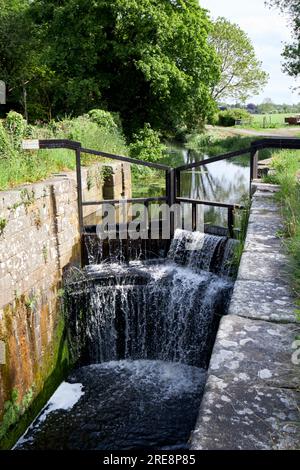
[190,182,300,450]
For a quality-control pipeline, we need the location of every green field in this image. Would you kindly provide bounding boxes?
[243,113,298,129]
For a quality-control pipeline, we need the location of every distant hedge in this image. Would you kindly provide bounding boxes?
[218,109,252,127]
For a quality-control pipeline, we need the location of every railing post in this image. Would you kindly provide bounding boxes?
[192,203,197,232]
[75,147,84,235]
[250,145,259,181]
[228,206,234,238]
[167,168,176,239]
[176,169,180,198]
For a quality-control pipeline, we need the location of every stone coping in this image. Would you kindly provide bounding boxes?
[190,183,300,450]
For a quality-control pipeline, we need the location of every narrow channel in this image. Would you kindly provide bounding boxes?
[15,229,236,450]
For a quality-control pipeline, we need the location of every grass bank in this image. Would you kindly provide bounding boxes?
[265,150,300,305]
[0,111,128,191]
[185,130,273,161]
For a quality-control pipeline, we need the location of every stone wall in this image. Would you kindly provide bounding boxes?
[190,182,300,450]
[0,162,131,446]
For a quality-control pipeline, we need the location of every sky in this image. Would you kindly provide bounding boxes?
[200,0,300,104]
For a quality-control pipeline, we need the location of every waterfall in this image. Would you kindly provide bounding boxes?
[16,229,237,450]
[65,229,235,368]
[167,229,237,276]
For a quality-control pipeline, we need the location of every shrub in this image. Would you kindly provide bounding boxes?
[185,132,215,150]
[4,111,27,149]
[51,114,127,156]
[218,109,252,127]
[207,112,219,126]
[129,124,166,163]
[0,122,15,160]
[88,109,118,132]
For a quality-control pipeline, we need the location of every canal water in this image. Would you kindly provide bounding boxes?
[133,141,250,228]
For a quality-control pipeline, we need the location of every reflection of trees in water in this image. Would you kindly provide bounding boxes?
[163,144,187,167]
[180,149,249,227]
[133,143,250,227]
[181,149,249,205]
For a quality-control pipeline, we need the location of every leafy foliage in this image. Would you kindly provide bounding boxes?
[217,108,252,127]
[88,109,118,132]
[129,124,166,162]
[1,0,220,135]
[4,111,27,149]
[210,17,269,102]
[0,111,128,190]
[0,121,15,160]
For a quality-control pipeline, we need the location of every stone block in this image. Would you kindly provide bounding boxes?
[209,315,300,389]
[190,375,300,450]
[244,230,283,253]
[238,251,290,284]
[228,280,297,323]
[251,197,279,213]
[247,218,284,238]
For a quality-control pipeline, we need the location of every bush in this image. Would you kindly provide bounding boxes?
[129,124,166,163]
[0,121,15,160]
[207,112,219,126]
[88,109,118,132]
[218,109,252,127]
[4,111,27,149]
[185,132,215,151]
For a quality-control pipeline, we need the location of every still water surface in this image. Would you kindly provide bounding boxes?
[134,142,250,228]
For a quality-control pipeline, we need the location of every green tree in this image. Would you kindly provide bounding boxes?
[210,17,269,102]
[267,0,300,78]
[257,98,277,114]
[28,0,220,134]
[0,0,51,121]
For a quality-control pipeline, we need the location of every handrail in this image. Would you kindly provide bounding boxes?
[82,197,167,206]
[39,139,81,149]
[28,136,300,250]
[176,197,244,210]
[176,147,252,172]
[251,137,300,150]
[80,147,171,171]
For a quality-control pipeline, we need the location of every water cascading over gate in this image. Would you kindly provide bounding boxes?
[15,229,237,450]
[65,230,235,369]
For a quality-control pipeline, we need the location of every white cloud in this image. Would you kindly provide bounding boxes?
[200,0,299,103]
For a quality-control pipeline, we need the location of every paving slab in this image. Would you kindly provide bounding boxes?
[209,315,300,389]
[190,375,300,450]
[244,233,283,253]
[252,182,280,193]
[238,251,290,284]
[228,280,297,323]
[247,218,284,238]
[251,197,280,213]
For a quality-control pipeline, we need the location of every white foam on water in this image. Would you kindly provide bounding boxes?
[14,382,84,448]
[90,359,206,399]
[41,382,84,416]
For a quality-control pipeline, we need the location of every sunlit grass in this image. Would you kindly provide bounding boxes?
[0,116,128,191]
[265,150,300,298]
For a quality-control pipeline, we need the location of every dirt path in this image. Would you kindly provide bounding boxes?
[208,125,300,138]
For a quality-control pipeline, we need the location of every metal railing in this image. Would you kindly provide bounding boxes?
[33,136,300,242]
